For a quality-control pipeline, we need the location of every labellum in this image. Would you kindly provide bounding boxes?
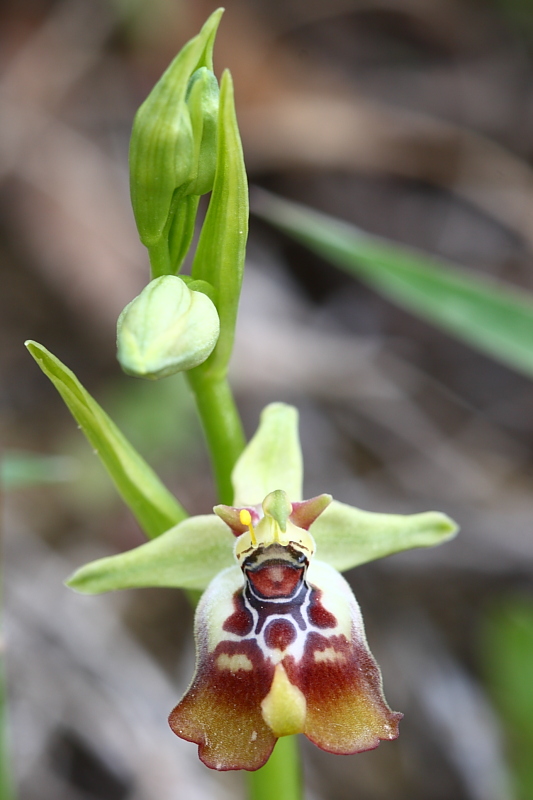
[169,490,402,771]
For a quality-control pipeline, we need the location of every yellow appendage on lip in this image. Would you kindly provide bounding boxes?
[261,663,306,737]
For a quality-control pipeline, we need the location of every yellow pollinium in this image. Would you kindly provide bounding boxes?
[239,508,257,545]
[261,663,306,737]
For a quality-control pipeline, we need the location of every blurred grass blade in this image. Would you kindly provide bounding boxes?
[0,648,14,800]
[482,596,533,799]
[252,189,533,379]
[25,341,187,537]
[1,451,78,490]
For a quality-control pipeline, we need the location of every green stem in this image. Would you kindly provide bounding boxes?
[247,736,302,800]
[148,235,172,278]
[186,371,245,504]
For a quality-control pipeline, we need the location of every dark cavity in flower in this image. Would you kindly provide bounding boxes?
[307,589,338,629]
[223,592,254,636]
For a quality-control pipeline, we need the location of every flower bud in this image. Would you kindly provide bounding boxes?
[185,66,219,196]
[166,67,220,271]
[129,87,193,250]
[117,276,220,379]
[129,11,222,250]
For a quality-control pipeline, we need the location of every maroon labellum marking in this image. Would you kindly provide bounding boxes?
[264,619,297,651]
[247,561,304,599]
[308,589,338,629]
[283,631,402,754]
[223,592,254,636]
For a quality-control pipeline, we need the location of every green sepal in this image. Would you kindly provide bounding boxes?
[129,9,223,254]
[232,403,303,507]
[25,340,186,538]
[190,68,248,378]
[310,499,458,571]
[67,514,234,593]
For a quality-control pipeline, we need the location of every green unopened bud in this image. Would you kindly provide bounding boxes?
[166,68,220,272]
[129,86,193,250]
[129,10,223,251]
[186,67,219,196]
[117,276,220,379]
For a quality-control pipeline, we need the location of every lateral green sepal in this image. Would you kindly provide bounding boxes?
[66,515,234,593]
[310,499,458,571]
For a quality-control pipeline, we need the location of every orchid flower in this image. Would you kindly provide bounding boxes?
[68,402,457,771]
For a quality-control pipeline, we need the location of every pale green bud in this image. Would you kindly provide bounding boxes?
[117,276,220,379]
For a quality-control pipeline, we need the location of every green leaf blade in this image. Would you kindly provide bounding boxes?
[311,499,458,571]
[252,191,533,379]
[67,515,235,593]
[25,340,187,538]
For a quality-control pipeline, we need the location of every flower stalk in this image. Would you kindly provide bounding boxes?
[25,11,458,800]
